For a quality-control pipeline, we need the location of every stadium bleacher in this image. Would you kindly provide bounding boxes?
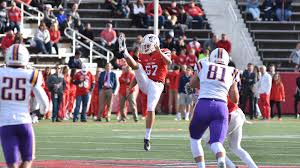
[236,0,300,71]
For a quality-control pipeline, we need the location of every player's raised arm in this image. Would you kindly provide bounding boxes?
[155,45,172,65]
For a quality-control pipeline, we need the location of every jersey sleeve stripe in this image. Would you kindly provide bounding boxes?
[195,61,202,73]
[232,69,239,80]
[13,44,20,61]
[30,70,39,86]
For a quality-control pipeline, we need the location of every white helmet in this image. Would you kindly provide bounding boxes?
[140,34,160,55]
[5,44,30,67]
[209,48,230,65]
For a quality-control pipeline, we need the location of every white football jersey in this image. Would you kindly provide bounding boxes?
[195,60,239,102]
[0,67,46,126]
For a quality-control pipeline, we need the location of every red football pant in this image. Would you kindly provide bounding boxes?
[259,93,270,119]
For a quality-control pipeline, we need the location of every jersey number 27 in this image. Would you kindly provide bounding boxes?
[1,77,26,101]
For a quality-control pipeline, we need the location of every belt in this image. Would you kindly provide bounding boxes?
[152,79,164,84]
[199,98,226,103]
[102,86,112,90]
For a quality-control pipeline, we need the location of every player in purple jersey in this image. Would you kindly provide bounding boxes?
[186,48,240,168]
[0,44,49,168]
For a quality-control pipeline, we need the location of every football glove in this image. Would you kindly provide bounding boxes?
[185,83,195,95]
[118,33,129,55]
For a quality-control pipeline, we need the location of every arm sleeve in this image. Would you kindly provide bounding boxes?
[32,72,49,114]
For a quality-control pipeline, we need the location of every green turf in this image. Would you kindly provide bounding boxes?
[1,116,300,166]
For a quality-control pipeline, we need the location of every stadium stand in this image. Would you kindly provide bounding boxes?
[237,0,300,71]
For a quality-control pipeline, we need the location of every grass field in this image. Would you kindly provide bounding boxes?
[1,116,300,167]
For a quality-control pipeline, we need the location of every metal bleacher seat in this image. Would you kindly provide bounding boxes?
[236,0,300,70]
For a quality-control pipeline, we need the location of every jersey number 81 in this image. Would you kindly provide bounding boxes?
[206,65,226,82]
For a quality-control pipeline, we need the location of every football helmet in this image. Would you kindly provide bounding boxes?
[140,34,160,55]
[5,44,30,67]
[209,48,230,65]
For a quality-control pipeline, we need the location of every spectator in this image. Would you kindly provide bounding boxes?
[240,63,257,120]
[68,50,83,69]
[203,34,218,52]
[80,23,94,57]
[131,0,147,28]
[100,23,117,48]
[217,33,232,54]
[294,76,300,119]
[268,64,276,77]
[184,0,204,29]
[132,35,143,50]
[1,29,15,56]
[270,73,285,120]
[59,66,70,120]
[14,0,32,5]
[177,49,187,66]
[262,0,274,21]
[162,32,175,50]
[198,49,209,61]
[258,65,272,120]
[174,36,186,54]
[88,68,102,119]
[289,43,300,71]
[275,0,292,21]
[170,48,179,67]
[56,7,67,29]
[68,69,77,115]
[43,4,56,28]
[166,65,180,115]
[34,22,52,54]
[31,0,44,11]
[146,2,165,29]
[49,22,60,54]
[42,66,52,118]
[246,0,261,21]
[177,5,192,34]
[0,1,7,33]
[72,64,95,122]
[97,63,117,122]
[8,1,21,32]
[176,66,193,121]
[187,37,201,55]
[252,65,262,118]
[69,3,82,30]
[114,0,130,18]
[118,64,138,122]
[164,0,179,29]
[46,65,66,122]
[60,14,74,33]
[186,48,197,67]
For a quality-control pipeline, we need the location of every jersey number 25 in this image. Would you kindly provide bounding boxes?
[1,77,26,101]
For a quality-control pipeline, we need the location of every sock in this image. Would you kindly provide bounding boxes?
[217,156,226,166]
[144,128,152,140]
[185,112,190,120]
[176,112,181,120]
[196,162,205,168]
[225,156,236,168]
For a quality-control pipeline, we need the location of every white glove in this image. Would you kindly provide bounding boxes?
[118,33,129,56]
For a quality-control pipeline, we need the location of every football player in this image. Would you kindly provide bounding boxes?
[118,33,172,151]
[187,48,240,168]
[0,44,49,168]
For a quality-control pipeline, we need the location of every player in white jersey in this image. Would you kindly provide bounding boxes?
[187,48,239,168]
[0,44,49,168]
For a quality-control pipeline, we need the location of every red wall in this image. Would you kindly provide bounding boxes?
[280,72,300,114]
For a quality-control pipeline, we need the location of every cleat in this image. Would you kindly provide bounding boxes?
[144,139,151,151]
[217,161,225,168]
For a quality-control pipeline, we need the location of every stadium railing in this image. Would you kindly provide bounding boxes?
[64,27,114,64]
